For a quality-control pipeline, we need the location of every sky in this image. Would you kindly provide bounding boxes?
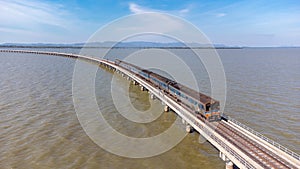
[0,0,299,46]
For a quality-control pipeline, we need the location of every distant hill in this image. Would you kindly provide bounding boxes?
[0,42,242,49]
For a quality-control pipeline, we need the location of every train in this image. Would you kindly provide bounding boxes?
[114,59,221,122]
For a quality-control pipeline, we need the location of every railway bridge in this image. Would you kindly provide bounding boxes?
[1,49,300,169]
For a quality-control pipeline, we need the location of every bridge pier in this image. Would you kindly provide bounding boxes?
[219,152,234,169]
[219,151,229,161]
[164,105,170,112]
[225,161,233,169]
[185,124,193,133]
[181,118,186,124]
[133,81,138,85]
[140,86,145,91]
[150,93,156,100]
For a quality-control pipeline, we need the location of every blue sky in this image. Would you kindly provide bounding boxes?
[0,0,299,46]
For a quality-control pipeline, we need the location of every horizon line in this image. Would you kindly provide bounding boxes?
[0,42,299,48]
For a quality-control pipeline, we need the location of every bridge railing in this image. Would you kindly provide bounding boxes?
[184,115,255,169]
[227,115,300,161]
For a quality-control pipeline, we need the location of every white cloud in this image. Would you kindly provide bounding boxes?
[0,0,85,42]
[128,2,191,16]
[129,3,152,14]
[0,0,73,32]
[179,8,190,14]
[216,13,227,17]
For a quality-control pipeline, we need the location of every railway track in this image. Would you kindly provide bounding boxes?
[212,121,297,169]
[152,88,296,168]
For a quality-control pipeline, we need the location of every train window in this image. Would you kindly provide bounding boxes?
[206,103,210,111]
[198,104,204,110]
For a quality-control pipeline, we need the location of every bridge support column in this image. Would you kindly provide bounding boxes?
[133,81,138,85]
[140,86,145,91]
[181,118,186,124]
[127,76,130,81]
[164,105,170,112]
[186,124,193,133]
[150,93,156,100]
[225,161,233,169]
[219,151,229,161]
[219,152,233,169]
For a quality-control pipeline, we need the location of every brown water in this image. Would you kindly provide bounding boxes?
[0,48,299,169]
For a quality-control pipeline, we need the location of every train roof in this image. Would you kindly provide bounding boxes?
[175,82,216,105]
[149,71,218,105]
[115,59,218,105]
[115,59,143,71]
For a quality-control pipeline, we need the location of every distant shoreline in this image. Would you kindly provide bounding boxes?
[0,45,299,49]
[0,45,242,49]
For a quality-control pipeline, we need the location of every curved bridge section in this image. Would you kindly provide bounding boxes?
[1,49,299,169]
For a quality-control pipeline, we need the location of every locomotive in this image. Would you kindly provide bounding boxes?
[115,59,221,122]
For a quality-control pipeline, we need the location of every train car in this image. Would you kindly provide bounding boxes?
[147,70,221,121]
[115,59,142,75]
[170,83,221,122]
[149,71,171,91]
[115,59,221,122]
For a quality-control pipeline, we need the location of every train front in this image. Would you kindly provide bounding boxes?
[206,101,221,122]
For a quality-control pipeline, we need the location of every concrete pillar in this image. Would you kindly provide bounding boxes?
[181,118,186,124]
[127,76,130,81]
[219,152,228,161]
[186,125,193,133]
[164,105,170,112]
[219,152,223,160]
[150,93,156,100]
[225,161,233,169]
[133,81,138,85]
[140,86,145,91]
